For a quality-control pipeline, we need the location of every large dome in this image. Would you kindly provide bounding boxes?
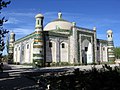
[44,12,73,31]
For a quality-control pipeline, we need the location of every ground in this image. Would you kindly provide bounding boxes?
[0,63,120,90]
[0,63,36,90]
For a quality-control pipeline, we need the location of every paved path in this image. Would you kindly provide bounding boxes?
[34,64,120,71]
[0,64,33,78]
[2,64,120,77]
[1,64,120,77]
[0,76,37,90]
[0,65,36,90]
[0,64,119,90]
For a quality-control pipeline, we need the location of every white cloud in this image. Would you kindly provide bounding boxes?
[43,12,84,20]
[10,12,35,17]
[43,12,58,21]
[10,28,34,36]
[3,11,119,47]
[4,17,21,24]
[44,12,57,16]
[2,11,36,17]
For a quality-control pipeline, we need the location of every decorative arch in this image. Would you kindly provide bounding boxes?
[81,39,93,64]
[46,40,56,63]
[60,42,68,62]
[82,39,90,50]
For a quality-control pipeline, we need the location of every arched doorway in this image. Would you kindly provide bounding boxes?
[82,39,93,65]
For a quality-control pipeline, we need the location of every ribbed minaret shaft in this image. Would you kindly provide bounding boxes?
[33,13,44,67]
[9,31,15,54]
[107,30,115,63]
[8,31,15,62]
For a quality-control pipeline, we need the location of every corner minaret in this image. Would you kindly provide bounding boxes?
[107,30,115,63]
[33,13,44,67]
[8,31,15,61]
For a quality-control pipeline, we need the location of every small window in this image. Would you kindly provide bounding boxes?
[27,44,29,49]
[49,42,52,47]
[15,48,17,51]
[85,47,88,51]
[38,20,39,25]
[40,51,42,53]
[97,47,99,50]
[62,43,65,48]
[19,47,20,50]
[22,50,24,55]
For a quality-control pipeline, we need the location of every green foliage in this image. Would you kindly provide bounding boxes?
[51,62,74,66]
[114,47,120,59]
[60,62,71,66]
[0,0,11,10]
[24,64,120,90]
[0,0,11,60]
[21,63,34,66]
[1,54,8,61]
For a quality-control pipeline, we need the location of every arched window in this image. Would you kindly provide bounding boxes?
[19,47,20,50]
[62,43,65,48]
[49,42,52,47]
[27,44,29,49]
[85,47,88,51]
[21,46,24,55]
[38,20,39,25]
[97,47,99,50]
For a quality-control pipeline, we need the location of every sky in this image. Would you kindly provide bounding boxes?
[1,0,120,49]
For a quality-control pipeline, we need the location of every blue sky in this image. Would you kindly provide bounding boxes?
[2,0,120,48]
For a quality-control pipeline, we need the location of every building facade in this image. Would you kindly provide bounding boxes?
[9,12,115,66]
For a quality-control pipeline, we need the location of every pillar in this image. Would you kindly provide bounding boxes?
[107,30,115,63]
[72,22,78,64]
[33,13,44,67]
[8,31,15,62]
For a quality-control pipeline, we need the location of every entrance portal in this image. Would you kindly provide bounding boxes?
[82,39,93,64]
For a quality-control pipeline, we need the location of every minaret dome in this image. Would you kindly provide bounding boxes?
[35,13,44,18]
[107,30,113,34]
[35,13,44,29]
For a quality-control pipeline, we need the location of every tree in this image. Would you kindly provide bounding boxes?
[0,0,11,62]
[114,47,120,59]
